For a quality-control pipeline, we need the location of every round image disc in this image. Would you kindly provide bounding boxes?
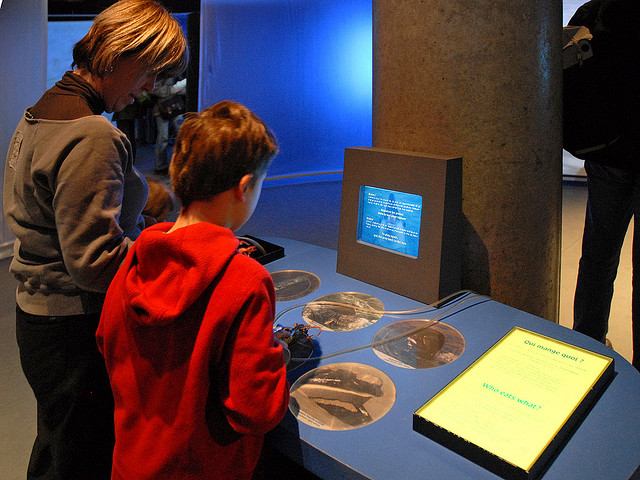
[289,362,396,431]
[271,270,321,301]
[372,319,465,369]
[302,292,384,331]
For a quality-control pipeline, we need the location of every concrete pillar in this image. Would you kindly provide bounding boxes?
[373,1,563,321]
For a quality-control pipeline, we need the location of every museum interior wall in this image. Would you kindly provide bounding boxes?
[0,0,47,258]
[201,0,372,249]
[211,0,563,320]
[199,0,372,178]
[1,1,576,317]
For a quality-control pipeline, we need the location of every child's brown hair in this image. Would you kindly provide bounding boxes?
[170,100,278,208]
[143,176,177,222]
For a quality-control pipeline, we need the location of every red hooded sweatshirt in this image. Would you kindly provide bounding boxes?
[97,222,289,479]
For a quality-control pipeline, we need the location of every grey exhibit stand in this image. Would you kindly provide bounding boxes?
[264,237,640,480]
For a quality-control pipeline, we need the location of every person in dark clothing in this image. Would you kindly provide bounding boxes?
[112,100,141,161]
[3,1,188,478]
[151,76,186,174]
[570,0,640,370]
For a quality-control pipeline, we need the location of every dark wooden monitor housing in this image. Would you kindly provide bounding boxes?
[337,147,462,304]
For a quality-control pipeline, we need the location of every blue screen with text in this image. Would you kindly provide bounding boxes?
[357,186,423,258]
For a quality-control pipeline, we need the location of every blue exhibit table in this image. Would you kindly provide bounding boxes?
[262,237,640,480]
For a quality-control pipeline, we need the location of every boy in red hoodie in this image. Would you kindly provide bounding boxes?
[97,100,289,480]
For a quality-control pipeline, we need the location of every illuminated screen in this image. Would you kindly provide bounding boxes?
[356,186,423,258]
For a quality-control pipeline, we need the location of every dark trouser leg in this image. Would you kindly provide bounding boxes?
[15,307,114,480]
[154,115,169,171]
[574,161,633,343]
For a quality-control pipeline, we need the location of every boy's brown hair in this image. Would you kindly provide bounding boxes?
[170,100,278,207]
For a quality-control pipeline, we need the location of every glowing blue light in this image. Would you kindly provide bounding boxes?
[200,0,373,176]
[333,18,373,105]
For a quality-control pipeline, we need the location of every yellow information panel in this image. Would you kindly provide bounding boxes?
[413,327,614,480]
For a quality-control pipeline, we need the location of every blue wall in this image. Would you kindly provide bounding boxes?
[200,0,372,178]
[47,20,91,88]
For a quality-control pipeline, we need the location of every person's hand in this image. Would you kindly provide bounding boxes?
[274,337,291,365]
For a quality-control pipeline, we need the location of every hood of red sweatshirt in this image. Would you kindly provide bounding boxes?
[123,222,239,326]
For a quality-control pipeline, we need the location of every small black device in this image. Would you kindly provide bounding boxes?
[237,235,284,265]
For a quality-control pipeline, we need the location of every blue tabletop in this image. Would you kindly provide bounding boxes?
[263,237,640,480]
